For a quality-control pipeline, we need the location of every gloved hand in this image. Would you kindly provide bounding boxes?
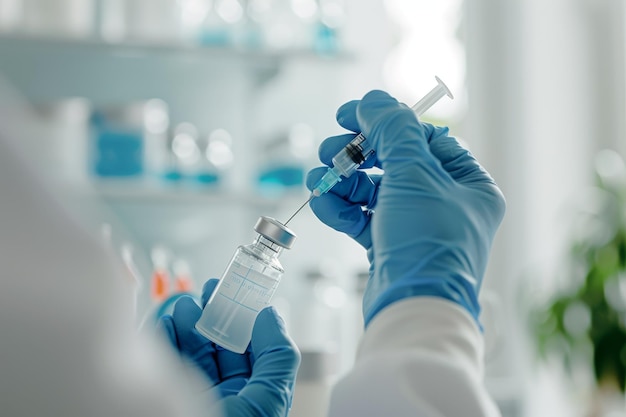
[158,279,300,417]
[306,90,506,328]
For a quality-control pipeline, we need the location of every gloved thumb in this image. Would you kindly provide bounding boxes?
[237,307,300,417]
[250,307,298,356]
[200,278,219,308]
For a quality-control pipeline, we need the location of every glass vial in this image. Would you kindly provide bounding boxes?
[195,216,296,353]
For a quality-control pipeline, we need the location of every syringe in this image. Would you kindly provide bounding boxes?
[283,76,453,226]
[312,76,453,198]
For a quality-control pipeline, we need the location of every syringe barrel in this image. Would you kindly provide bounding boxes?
[331,133,374,177]
[314,76,452,197]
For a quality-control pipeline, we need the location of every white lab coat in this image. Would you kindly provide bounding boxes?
[328,298,502,416]
[0,88,500,417]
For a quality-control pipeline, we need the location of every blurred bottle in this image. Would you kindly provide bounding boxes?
[89,103,145,179]
[0,0,23,32]
[172,258,194,293]
[163,122,200,184]
[95,0,126,42]
[124,0,184,44]
[141,248,201,327]
[150,246,171,304]
[314,0,344,55]
[20,0,95,38]
[142,99,171,184]
[256,123,315,196]
[34,98,92,186]
[198,127,235,186]
[121,242,144,319]
[290,349,336,417]
[235,0,263,49]
[244,0,270,48]
[288,266,345,417]
[291,267,345,358]
[248,0,317,51]
[178,0,211,45]
[99,224,146,322]
[198,0,242,46]
[289,0,320,49]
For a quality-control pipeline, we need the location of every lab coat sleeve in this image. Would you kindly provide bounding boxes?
[0,123,218,417]
[327,297,502,417]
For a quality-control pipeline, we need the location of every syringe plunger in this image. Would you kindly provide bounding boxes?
[411,76,454,116]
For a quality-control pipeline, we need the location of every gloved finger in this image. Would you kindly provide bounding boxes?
[170,298,210,350]
[216,344,252,380]
[240,307,300,417]
[210,378,249,399]
[171,296,220,383]
[318,133,379,170]
[335,99,360,132]
[201,278,220,308]
[356,90,452,189]
[156,315,179,350]
[426,132,506,221]
[427,131,498,187]
[306,167,379,208]
[306,167,380,248]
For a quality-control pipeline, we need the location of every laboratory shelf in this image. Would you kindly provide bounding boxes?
[84,180,307,207]
[0,34,355,105]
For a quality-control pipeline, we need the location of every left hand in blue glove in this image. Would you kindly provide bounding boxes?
[158,279,300,417]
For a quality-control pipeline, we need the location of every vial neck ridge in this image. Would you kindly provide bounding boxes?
[253,235,283,258]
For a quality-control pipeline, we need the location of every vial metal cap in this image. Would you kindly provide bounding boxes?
[254,216,297,249]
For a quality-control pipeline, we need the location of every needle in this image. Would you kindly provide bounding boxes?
[283,194,314,226]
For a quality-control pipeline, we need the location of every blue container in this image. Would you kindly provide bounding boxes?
[91,112,144,177]
[92,127,144,177]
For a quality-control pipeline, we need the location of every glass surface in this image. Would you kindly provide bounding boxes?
[195,244,283,353]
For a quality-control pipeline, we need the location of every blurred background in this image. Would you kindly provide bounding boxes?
[1,0,626,416]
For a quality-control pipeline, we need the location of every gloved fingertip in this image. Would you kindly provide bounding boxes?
[362,89,392,101]
[201,278,220,307]
[215,348,252,379]
[423,122,449,144]
[172,295,202,320]
[305,167,329,190]
[335,99,360,132]
[251,307,293,350]
[255,307,300,361]
[215,378,249,398]
[257,306,287,329]
[156,315,179,350]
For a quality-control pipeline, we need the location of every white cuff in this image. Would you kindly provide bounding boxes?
[357,297,485,378]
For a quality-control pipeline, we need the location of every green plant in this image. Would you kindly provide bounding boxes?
[531,149,626,391]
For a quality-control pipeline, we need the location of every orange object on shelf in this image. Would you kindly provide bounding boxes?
[174,274,193,293]
[151,269,170,302]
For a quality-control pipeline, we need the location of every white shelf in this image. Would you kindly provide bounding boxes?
[71,179,307,207]
[0,34,337,211]
[0,33,351,60]
[0,34,354,105]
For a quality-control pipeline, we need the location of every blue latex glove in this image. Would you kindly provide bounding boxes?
[158,279,300,417]
[306,90,506,328]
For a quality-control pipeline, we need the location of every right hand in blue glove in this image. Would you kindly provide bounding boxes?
[306,90,506,328]
[158,279,300,417]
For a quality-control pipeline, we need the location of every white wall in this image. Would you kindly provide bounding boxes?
[465,0,626,415]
